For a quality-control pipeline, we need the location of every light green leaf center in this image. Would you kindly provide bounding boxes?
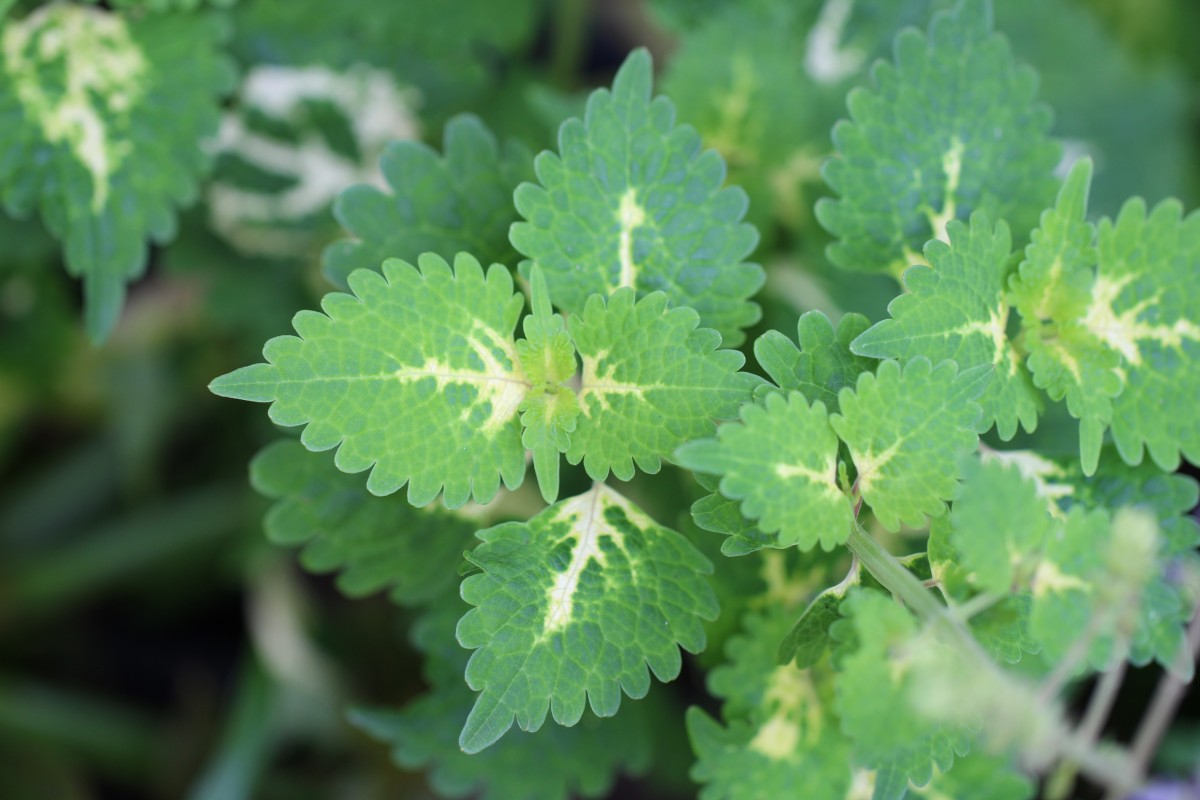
[1082,275,1200,367]
[616,188,647,290]
[543,484,638,633]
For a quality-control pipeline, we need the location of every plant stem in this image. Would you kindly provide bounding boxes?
[845,524,944,620]
[845,522,1138,795]
[954,590,1003,621]
[1103,607,1200,800]
[1037,613,1104,702]
[845,523,991,665]
[1046,657,1130,800]
[1079,659,1130,749]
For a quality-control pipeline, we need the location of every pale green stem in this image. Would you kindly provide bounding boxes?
[844,523,1136,794]
[1104,606,1200,800]
[1046,656,1129,800]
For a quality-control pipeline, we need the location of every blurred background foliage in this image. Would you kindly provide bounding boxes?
[0,0,1197,797]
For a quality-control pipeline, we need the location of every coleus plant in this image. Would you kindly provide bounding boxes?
[208,1,1198,797]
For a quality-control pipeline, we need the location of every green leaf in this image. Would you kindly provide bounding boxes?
[350,593,652,800]
[1013,158,1200,474]
[1009,158,1119,473]
[831,358,990,531]
[566,288,760,482]
[1033,506,1192,675]
[227,0,542,123]
[0,4,234,340]
[352,692,650,800]
[852,212,1041,439]
[816,0,1059,274]
[833,590,970,785]
[974,451,1196,672]
[1028,505,1111,665]
[676,392,852,551]
[687,608,852,800]
[778,573,858,669]
[688,491,775,557]
[707,608,805,719]
[323,114,533,288]
[206,63,418,259]
[909,753,1035,800]
[969,594,1042,666]
[1092,198,1200,471]
[1068,453,1200,555]
[210,253,528,507]
[754,310,876,414]
[660,2,830,235]
[871,764,910,800]
[456,484,717,753]
[949,456,1055,594]
[516,267,579,503]
[250,440,474,605]
[510,48,764,345]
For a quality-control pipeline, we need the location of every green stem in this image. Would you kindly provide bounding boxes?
[1105,606,1200,800]
[845,522,1136,794]
[1046,655,1129,800]
[954,591,1003,621]
[845,523,944,620]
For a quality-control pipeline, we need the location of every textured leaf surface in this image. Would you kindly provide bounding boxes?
[676,392,852,551]
[816,0,1058,274]
[1013,157,1200,473]
[456,484,717,753]
[567,289,760,481]
[0,4,234,339]
[831,358,990,530]
[688,608,852,800]
[852,213,1040,439]
[511,49,764,345]
[972,451,1197,671]
[1067,454,1200,556]
[779,573,858,669]
[351,594,651,800]
[1092,200,1200,471]
[661,2,831,235]
[353,695,648,800]
[969,594,1042,665]
[516,267,579,503]
[1028,506,1112,664]
[949,457,1054,594]
[210,253,528,507]
[754,310,876,413]
[688,491,775,557]
[1032,506,1190,673]
[1009,159,1119,473]
[834,591,970,784]
[251,440,474,604]
[909,753,1035,800]
[323,115,533,287]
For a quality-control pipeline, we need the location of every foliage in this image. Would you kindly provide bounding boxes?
[2,0,1198,798]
